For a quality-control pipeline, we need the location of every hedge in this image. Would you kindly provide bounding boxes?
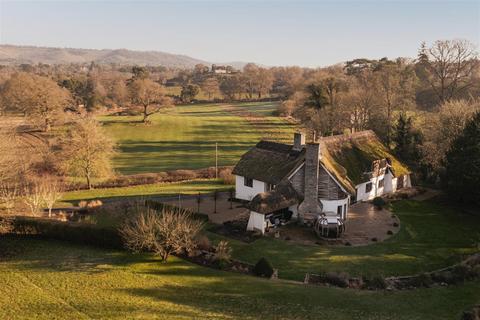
[12,216,123,249]
[145,200,209,222]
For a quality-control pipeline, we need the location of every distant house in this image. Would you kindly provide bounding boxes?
[232,131,411,234]
[211,64,233,74]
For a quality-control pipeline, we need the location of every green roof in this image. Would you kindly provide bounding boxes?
[320,130,410,191]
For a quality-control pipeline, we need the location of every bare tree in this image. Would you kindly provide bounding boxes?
[128,79,172,123]
[23,180,43,216]
[0,182,19,214]
[41,178,63,217]
[417,39,479,104]
[59,117,115,189]
[120,206,204,262]
[421,99,480,171]
[201,77,220,100]
[375,62,417,145]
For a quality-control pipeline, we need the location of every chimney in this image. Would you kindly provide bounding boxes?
[298,142,323,223]
[292,132,305,152]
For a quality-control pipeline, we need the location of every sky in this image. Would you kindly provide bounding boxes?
[0,0,479,67]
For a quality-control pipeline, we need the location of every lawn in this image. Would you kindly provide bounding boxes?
[61,179,230,204]
[100,102,295,175]
[210,200,480,281]
[0,237,479,320]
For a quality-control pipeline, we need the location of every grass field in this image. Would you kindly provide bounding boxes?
[100,102,295,175]
[1,237,479,320]
[210,200,480,281]
[60,179,230,204]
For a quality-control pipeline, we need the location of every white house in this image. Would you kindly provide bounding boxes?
[232,131,411,234]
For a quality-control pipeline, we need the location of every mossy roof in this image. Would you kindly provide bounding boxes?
[232,141,305,185]
[320,130,410,192]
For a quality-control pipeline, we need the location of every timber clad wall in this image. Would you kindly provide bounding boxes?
[318,166,347,200]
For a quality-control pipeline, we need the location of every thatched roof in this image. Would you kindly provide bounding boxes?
[320,130,410,192]
[232,141,305,185]
[234,130,410,201]
[247,180,302,214]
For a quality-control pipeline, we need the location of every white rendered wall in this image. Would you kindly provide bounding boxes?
[246,211,266,234]
[356,173,386,201]
[235,175,267,200]
[356,172,411,201]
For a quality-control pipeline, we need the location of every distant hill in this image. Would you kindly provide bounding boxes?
[0,44,217,68]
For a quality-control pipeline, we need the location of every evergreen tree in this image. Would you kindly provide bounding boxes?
[443,112,480,206]
[304,83,328,110]
[393,113,422,167]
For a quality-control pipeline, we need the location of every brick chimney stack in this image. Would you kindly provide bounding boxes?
[292,132,306,152]
[298,142,323,223]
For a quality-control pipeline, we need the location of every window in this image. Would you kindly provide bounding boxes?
[378,178,384,188]
[365,182,373,193]
[244,177,253,187]
[337,205,342,215]
[343,204,347,215]
[267,184,276,191]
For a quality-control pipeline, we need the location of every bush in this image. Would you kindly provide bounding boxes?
[213,240,232,263]
[253,257,274,278]
[0,216,13,234]
[196,235,211,251]
[218,168,235,185]
[324,272,350,288]
[372,197,386,210]
[461,306,480,320]
[12,216,123,249]
[407,273,433,288]
[387,230,393,235]
[363,275,387,290]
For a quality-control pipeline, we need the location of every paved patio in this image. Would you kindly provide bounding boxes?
[162,194,250,224]
[267,202,400,246]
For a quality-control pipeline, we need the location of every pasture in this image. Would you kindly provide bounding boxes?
[1,237,479,320]
[100,102,295,175]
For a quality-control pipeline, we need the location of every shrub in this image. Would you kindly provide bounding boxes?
[218,168,235,185]
[196,235,211,251]
[371,237,378,242]
[363,275,387,290]
[0,216,13,234]
[120,206,204,262]
[324,272,350,288]
[461,306,480,320]
[213,240,232,267]
[387,230,393,235]
[167,170,198,181]
[408,273,433,288]
[253,257,274,278]
[372,197,386,210]
[452,264,474,282]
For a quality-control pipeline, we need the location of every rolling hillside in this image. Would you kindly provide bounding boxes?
[0,44,251,68]
[0,44,208,68]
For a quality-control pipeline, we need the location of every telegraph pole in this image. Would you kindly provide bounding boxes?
[215,142,218,179]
